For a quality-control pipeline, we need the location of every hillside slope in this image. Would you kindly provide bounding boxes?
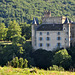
[0,0,75,25]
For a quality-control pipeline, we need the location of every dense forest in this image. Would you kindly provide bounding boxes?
[0,0,75,26]
[0,0,75,71]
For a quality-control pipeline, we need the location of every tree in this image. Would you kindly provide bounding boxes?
[0,23,8,40]
[24,59,28,68]
[32,49,53,69]
[7,20,21,40]
[68,47,75,68]
[52,49,72,70]
[12,57,19,68]
[20,22,31,40]
[19,58,23,68]
[11,34,26,45]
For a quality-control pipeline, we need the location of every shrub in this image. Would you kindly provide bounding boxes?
[49,65,64,71]
[7,57,28,68]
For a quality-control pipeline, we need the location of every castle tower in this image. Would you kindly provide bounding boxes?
[32,18,37,49]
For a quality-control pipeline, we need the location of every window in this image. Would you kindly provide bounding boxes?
[65,38,68,40]
[47,32,49,35]
[58,32,60,35]
[63,27,65,30]
[46,37,50,41]
[39,37,43,41]
[39,43,43,47]
[46,43,50,47]
[57,43,61,47]
[40,32,42,35]
[57,37,61,40]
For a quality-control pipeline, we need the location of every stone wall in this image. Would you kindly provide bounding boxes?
[42,16,66,24]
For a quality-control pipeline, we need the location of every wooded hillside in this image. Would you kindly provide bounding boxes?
[0,0,75,26]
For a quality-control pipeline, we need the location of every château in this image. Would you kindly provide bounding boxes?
[32,11,75,51]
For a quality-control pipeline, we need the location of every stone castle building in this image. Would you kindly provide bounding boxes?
[32,11,75,51]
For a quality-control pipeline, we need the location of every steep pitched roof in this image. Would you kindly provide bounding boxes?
[32,17,37,24]
[32,17,39,25]
[64,18,69,24]
[37,24,63,31]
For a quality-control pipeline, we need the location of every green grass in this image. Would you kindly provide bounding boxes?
[0,66,75,75]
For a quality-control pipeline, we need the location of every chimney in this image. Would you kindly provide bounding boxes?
[44,10,51,17]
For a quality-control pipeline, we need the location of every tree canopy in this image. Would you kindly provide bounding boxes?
[52,49,72,69]
[0,0,75,26]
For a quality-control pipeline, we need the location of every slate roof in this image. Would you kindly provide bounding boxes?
[32,17,39,25]
[37,24,63,31]
[64,18,69,24]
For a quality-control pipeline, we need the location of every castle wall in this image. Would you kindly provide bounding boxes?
[70,23,75,46]
[35,25,70,51]
[42,16,66,24]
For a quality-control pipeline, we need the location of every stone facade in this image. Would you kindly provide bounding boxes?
[32,11,74,51]
[70,22,75,46]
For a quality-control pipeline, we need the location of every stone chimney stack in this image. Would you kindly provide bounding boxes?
[44,10,51,17]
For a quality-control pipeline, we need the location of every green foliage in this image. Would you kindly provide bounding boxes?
[19,58,23,68]
[20,22,31,40]
[0,0,75,25]
[8,57,28,68]
[52,49,72,70]
[24,59,28,68]
[32,49,53,69]
[12,57,19,68]
[7,20,21,40]
[0,23,8,40]
[67,47,75,68]
[12,35,26,45]
[0,67,75,75]
[49,65,64,71]
[0,44,24,66]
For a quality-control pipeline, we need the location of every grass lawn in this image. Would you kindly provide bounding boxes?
[0,66,75,75]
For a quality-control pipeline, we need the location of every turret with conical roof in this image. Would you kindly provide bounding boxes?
[32,17,37,49]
